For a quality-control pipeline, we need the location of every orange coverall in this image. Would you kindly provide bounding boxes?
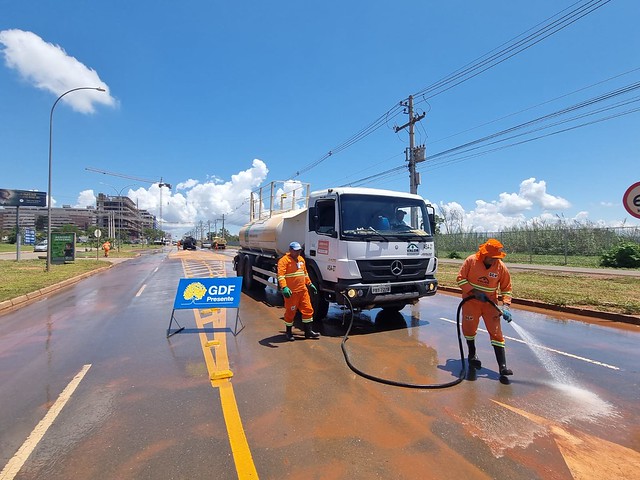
[456,254,512,347]
[277,253,314,326]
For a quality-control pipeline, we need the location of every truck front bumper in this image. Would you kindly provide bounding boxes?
[333,278,438,309]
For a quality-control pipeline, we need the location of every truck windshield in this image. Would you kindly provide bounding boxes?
[339,194,432,239]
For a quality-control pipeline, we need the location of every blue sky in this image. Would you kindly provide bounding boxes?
[1,0,638,236]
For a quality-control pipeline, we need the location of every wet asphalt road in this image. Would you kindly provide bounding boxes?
[1,248,639,479]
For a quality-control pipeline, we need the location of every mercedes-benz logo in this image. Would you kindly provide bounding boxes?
[390,260,404,276]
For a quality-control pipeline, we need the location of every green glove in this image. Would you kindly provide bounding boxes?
[309,283,318,294]
[282,287,292,298]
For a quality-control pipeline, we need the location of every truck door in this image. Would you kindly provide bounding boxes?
[307,199,338,283]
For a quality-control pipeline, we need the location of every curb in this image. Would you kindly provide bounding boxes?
[0,264,114,316]
[437,286,640,326]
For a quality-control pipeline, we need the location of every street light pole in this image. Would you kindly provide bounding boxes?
[157,178,171,243]
[47,86,105,272]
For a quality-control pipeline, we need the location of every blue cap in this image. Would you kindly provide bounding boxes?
[289,241,302,250]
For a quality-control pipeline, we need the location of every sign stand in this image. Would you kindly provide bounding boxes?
[166,309,185,338]
[231,309,245,336]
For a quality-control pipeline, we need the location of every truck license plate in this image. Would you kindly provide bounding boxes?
[371,284,391,294]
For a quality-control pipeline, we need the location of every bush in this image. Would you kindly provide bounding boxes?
[600,242,640,268]
[447,251,462,259]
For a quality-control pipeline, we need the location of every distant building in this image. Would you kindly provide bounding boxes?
[0,192,156,242]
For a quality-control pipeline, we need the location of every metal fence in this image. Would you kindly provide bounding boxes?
[435,226,640,261]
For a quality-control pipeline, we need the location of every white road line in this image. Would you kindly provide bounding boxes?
[438,317,620,371]
[136,284,146,297]
[0,364,92,480]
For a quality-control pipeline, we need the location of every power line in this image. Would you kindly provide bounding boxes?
[288,0,611,180]
[344,79,640,187]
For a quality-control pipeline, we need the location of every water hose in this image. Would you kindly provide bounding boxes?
[338,293,473,389]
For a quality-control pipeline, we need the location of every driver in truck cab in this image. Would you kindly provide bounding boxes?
[277,241,320,341]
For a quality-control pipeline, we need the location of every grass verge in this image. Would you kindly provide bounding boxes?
[0,259,110,302]
[436,263,640,316]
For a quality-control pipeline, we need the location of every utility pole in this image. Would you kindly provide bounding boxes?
[394,95,426,195]
[158,177,171,241]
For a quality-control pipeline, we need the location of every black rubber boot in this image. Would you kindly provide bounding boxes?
[285,325,295,342]
[467,339,482,370]
[493,345,513,384]
[304,323,320,339]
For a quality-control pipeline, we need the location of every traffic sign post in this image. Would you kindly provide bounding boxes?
[623,182,640,219]
[94,229,102,260]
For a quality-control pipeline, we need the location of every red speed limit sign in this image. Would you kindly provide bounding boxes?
[623,181,640,219]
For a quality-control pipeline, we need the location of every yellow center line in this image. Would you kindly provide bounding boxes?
[180,256,258,479]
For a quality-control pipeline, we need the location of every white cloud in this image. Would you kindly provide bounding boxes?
[438,177,577,232]
[176,179,199,190]
[519,177,571,210]
[74,189,97,208]
[0,29,115,113]
[119,159,269,236]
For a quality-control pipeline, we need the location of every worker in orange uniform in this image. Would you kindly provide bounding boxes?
[456,239,514,384]
[277,241,320,341]
[102,240,111,258]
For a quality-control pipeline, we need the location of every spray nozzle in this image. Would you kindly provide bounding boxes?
[501,307,513,323]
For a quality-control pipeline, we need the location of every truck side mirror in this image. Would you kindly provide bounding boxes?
[426,204,436,234]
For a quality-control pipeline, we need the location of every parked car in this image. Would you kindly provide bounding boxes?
[202,241,212,249]
[34,241,47,252]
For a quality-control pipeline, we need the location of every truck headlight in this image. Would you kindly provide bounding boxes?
[347,288,357,298]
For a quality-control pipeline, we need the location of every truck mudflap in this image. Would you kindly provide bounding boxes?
[334,278,438,309]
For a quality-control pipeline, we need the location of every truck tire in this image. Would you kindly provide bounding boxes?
[235,254,244,277]
[308,268,329,320]
[243,255,254,290]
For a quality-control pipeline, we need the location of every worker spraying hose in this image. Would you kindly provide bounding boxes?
[456,239,514,385]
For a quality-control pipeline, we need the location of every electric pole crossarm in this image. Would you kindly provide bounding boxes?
[394,112,426,133]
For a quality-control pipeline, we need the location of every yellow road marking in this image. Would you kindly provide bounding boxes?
[180,257,258,479]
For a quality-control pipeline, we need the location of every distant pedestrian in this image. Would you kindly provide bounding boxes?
[102,240,111,258]
[456,238,514,383]
[277,241,319,341]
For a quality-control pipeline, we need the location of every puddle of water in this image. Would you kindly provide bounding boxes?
[464,321,620,457]
[509,320,618,422]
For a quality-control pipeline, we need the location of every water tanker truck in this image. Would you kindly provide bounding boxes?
[234,181,438,319]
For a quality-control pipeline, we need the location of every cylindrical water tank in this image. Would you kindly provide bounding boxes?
[238,209,307,255]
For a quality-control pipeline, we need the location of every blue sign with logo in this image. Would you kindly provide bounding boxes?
[173,277,242,309]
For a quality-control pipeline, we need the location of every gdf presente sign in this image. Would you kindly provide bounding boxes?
[173,277,242,309]
[623,182,640,219]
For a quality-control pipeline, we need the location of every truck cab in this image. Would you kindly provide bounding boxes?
[304,187,438,318]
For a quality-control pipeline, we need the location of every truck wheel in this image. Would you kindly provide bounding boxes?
[243,255,254,290]
[308,268,329,320]
[235,255,243,277]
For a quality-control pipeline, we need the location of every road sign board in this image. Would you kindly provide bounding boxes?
[623,182,640,219]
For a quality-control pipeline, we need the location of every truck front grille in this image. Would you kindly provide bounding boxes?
[356,258,429,282]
